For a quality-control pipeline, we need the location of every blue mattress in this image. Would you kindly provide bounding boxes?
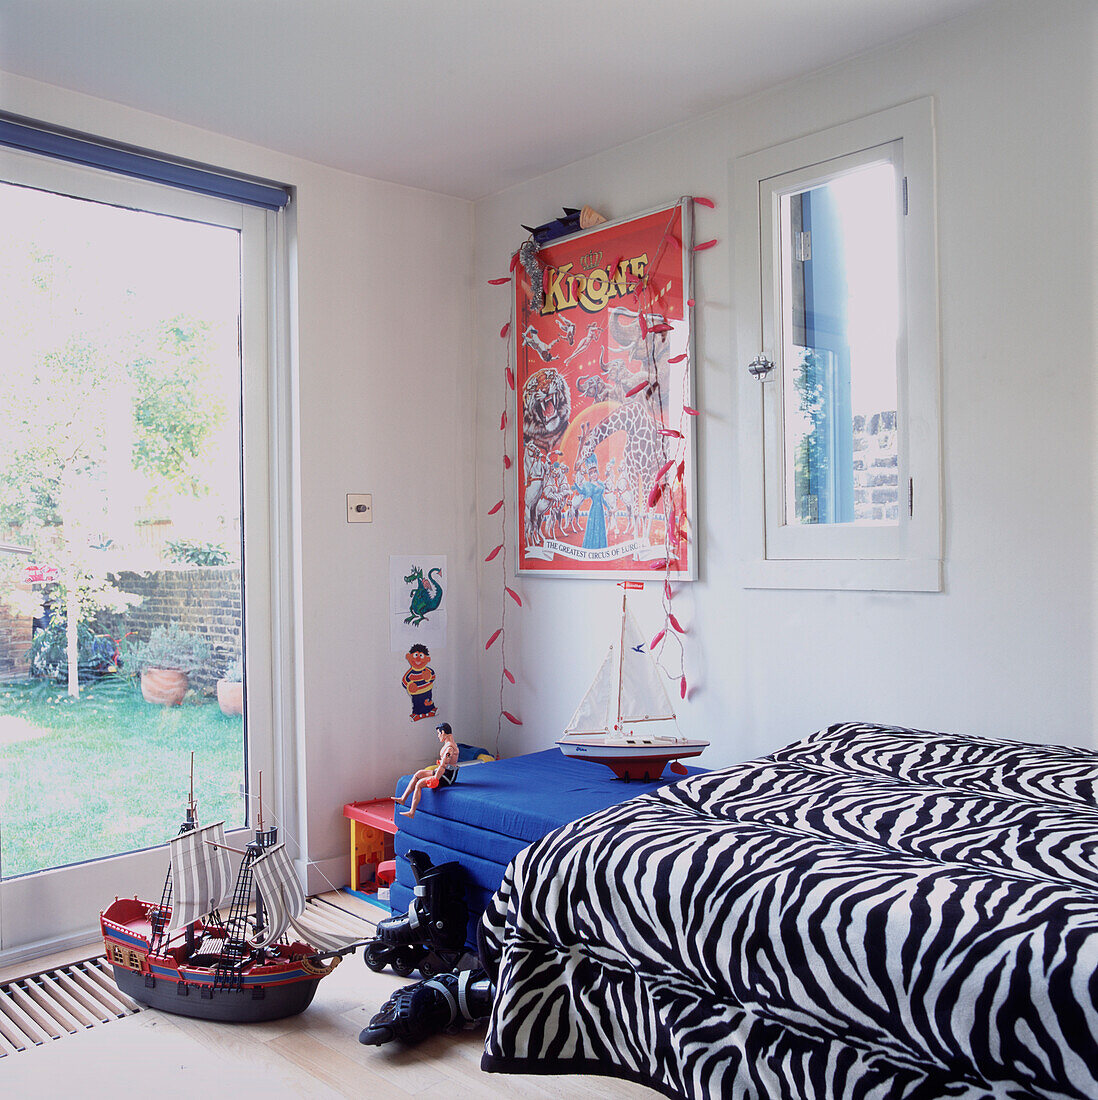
[390,748,705,949]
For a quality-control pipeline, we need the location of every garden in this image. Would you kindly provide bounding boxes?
[0,181,248,880]
[0,628,245,878]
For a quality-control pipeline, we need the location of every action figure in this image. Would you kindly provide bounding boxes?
[393,722,459,818]
[402,643,437,722]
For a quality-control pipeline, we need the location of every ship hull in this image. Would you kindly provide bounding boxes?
[101,897,328,1024]
[109,960,322,1023]
[557,736,708,781]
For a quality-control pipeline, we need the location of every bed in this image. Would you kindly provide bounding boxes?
[479,722,1098,1099]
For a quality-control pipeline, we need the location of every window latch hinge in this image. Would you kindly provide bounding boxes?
[748,354,775,381]
[796,231,811,261]
[902,176,909,216]
[908,478,914,517]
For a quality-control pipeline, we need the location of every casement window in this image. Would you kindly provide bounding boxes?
[734,99,942,591]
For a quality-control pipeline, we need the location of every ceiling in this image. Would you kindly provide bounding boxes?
[0,0,992,201]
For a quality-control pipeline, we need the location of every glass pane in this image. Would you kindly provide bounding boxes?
[779,160,899,526]
[0,182,246,879]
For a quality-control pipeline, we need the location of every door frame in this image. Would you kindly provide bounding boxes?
[0,148,294,964]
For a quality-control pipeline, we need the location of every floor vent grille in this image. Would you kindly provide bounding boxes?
[0,956,140,1055]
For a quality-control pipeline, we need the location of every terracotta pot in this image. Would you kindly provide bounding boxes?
[217,679,244,716]
[141,668,189,706]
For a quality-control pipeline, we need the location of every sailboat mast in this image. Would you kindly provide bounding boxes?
[612,586,628,732]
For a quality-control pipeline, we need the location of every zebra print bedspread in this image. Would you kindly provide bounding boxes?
[479,722,1098,1099]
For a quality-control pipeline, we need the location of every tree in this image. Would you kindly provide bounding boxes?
[792,348,830,524]
[130,317,225,496]
[0,243,225,697]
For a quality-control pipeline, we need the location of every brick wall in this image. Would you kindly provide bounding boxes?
[112,567,242,690]
[853,410,899,522]
[0,589,32,683]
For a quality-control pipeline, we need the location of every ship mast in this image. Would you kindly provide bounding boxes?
[152,751,200,955]
[186,750,197,825]
[253,772,266,941]
[214,772,276,987]
[249,772,275,942]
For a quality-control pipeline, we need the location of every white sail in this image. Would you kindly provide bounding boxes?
[563,606,677,741]
[167,822,234,932]
[563,646,615,736]
[249,842,305,948]
[619,607,676,723]
[288,911,359,954]
[558,591,709,774]
[251,843,360,953]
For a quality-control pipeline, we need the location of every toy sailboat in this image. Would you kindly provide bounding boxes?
[557,588,708,781]
[101,768,367,1023]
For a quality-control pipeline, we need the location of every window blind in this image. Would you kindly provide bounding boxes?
[0,115,290,211]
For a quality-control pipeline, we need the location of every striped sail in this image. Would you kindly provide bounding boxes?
[167,822,234,932]
[250,843,304,948]
[289,909,358,953]
[251,843,360,953]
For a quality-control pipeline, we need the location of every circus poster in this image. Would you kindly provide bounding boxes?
[513,199,697,579]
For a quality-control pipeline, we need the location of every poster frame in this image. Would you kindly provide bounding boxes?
[512,197,698,581]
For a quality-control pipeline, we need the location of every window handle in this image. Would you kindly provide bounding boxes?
[748,354,774,380]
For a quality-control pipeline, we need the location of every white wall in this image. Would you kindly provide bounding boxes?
[0,72,478,891]
[473,0,1098,766]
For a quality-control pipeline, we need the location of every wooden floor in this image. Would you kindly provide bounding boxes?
[1,891,655,1097]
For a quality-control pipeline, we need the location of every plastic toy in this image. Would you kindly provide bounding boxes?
[362,849,468,978]
[101,763,368,1023]
[520,204,607,245]
[393,722,459,818]
[342,798,396,894]
[558,585,708,780]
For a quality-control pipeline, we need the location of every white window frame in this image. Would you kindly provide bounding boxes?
[733,98,942,591]
[0,146,296,963]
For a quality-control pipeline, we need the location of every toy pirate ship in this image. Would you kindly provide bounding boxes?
[557,588,708,780]
[101,767,366,1023]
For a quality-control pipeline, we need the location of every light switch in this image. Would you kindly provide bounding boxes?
[347,493,373,522]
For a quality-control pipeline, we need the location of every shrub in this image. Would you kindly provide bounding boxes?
[28,614,119,681]
[130,623,212,674]
[165,539,231,566]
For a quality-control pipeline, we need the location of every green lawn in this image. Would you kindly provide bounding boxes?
[0,675,244,878]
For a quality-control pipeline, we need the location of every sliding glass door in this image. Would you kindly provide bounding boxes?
[0,147,281,958]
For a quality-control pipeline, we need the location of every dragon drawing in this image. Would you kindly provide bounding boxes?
[404,566,444,626]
